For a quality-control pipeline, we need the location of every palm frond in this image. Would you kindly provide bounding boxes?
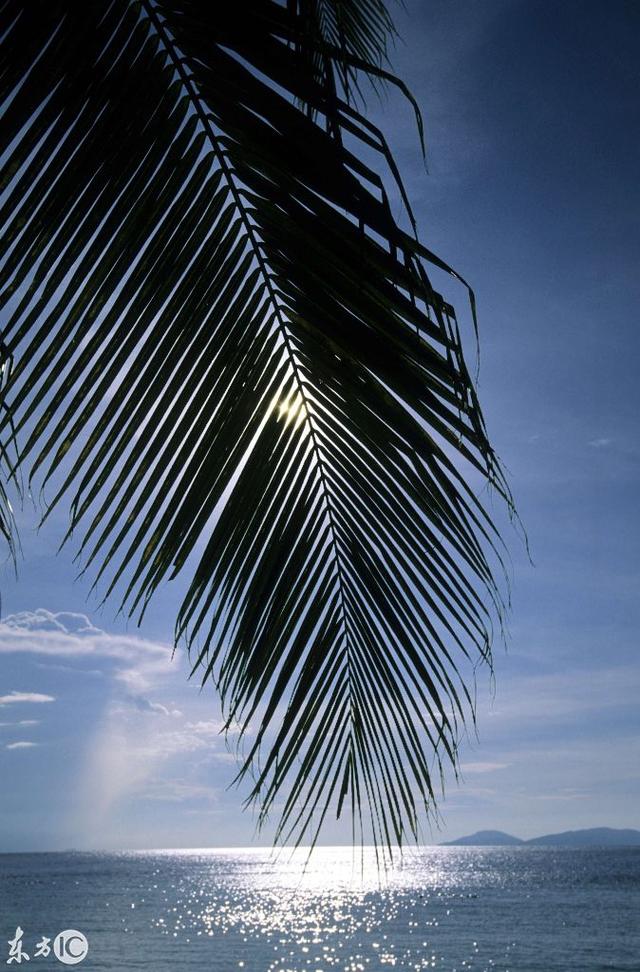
[0,335,17,566]
[0,0,512,854]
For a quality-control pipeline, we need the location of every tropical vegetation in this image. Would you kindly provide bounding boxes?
[0,0,512,856]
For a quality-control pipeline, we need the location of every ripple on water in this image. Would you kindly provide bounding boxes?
[1,846,639,971]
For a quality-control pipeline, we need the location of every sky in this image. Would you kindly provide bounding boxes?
[0,0,639,851]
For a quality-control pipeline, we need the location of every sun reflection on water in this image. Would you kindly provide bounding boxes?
[3,846,633,971]
[130,846,520,971]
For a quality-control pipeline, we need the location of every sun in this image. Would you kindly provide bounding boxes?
[275,391,307,431]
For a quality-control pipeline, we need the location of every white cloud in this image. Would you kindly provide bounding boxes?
[0,691,55,705]
[0,720,39,727]
[460,761,509,775]
[185,720,224,735]
[531,788,588,802]
[0,610,236,842]
[74,699,234,840]
[483,663,640,725]
[127,695,182,718]
[588,437,613,448]
[6,741,38,750]
[3,610,101,636]
[0,608,176,692]
[104,712,226,760]
[135,778,220,804]
[35,661,105,678]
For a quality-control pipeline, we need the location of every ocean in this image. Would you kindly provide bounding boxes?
[0,846,638,970]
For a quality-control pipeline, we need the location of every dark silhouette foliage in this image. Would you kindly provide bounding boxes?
[0,1,511,854]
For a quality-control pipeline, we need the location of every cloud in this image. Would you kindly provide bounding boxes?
[74,700,233,841]
[3,610,101,636]
[127,695,182,718]
[531,788,589,802]
[588,437,613,448]
[460,761,509,774]
[0,609,176,691]
[0,607,235,844]
[0,720,39,727]
[0,691,55,705]
[135,778,220,804]
[185,720,224,735]
[483,663,640,726]
[104,713,227,760]
[5,741,38,750]
[35,661,105,678]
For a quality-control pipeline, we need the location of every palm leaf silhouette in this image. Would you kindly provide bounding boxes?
[0,1,512,853]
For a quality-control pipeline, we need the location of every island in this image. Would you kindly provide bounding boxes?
[441,827,640,847]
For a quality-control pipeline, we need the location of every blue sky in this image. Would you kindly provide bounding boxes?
[1,0,639,851]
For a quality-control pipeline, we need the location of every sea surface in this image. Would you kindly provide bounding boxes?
[0,846,638,971]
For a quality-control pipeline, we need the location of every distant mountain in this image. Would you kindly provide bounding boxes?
[442,830,524,846]
[526,827,640,847]
[442,827,640,847]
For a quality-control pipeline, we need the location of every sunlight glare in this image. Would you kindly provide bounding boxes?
[275,391,307,431]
